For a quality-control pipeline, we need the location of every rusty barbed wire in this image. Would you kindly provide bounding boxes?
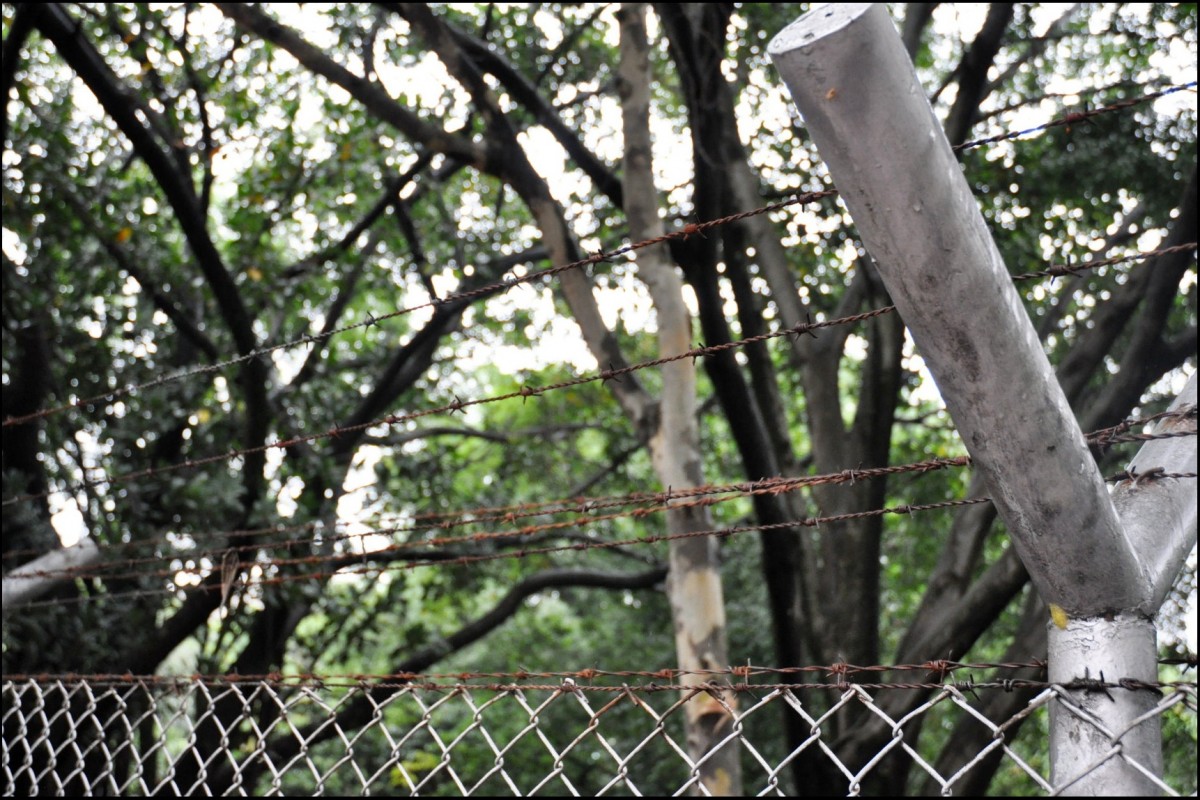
[2,673,1192,697]
[0,660,1047,686]
[1159,657,1198,668]
[1088,404,1196,443]
[0,305,895,508]
[955,81,1196,151]
[3,85,1195,598]
[7,237,1193,511]
[976,76,1193,124]
[4,404,1190,591]
[1105,468,1196,483]
[1,453,618,562]
[7,406,1193,582]
[0,190,834,432]
[1096,429,1198,448]
[4,80,1192,432]
[0,662,1051,690]
[7,652,1194,690]
[5,457,973,583]
[14,497,993,610]
[1010,242,1197,282]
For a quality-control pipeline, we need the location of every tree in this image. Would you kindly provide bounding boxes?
[2,3,1195,795]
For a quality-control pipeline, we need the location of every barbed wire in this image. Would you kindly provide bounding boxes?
[6,456,974,583]
[0,187,826,431]
[4,80,1192,432]
[5,239,1193,512]
[14,496,995,611]
[5,406,1194,582]
[1009,242,1198,281]
[5,649,1193,689]
[3,79,1195,613]
[14,400,1195,582]
[1105,469,1196,483]
[956,81,1196,150]
[15,446,1191,592]
[975,76,1194,124]
[0,680,1192,698]
[1089,404,1197,448]
[0,305,894,508]
[0,660,1047,686]
[2,670,1193,697]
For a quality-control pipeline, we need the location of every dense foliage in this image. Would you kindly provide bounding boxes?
[3,3,1196,794]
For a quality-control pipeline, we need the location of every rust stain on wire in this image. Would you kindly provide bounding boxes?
[15,497,994,609]
[9,409,1193,587]
[8,456,973,583]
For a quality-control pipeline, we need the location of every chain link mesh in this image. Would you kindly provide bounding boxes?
[3,676,1195,796]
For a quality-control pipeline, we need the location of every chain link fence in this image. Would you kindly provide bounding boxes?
[3,673,1195,796]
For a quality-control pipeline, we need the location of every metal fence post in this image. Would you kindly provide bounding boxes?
[767,4,1194,794]
[1047,616,1162,795]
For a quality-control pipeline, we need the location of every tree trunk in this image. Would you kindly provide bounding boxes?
[617,5,741,794]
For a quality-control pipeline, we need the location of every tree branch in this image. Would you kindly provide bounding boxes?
[901,3,937,58]
[215,4,486,167]
[1,2,36,145]
[943,4,1014,147]
[984,4,1084,97]
[1062,167,1196,416]
[31,4,259,358]
[30,2,271,525]
[51,178,220,362]
[448,22,624,206]
[389,2,657,438]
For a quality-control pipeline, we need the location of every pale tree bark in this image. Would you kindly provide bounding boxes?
[616,4,740,794]
[360,14,740,794]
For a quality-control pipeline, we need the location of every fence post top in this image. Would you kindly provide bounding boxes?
[768,3,879,56]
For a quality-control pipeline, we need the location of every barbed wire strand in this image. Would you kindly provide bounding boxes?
[0,305,892,508]
[0,187,825,431]
[4,81,1193,432]
[1088,404,1197,445]
[11,404,1195,579]
[6,649,1195,689]
[5,406,1194,577]
[1009,242,1198,281]
[15,496,995,610]
[5,240,1193,511]
[956,81,1196,150]
[9,660,1048,685]
[33,492,988,588]
[8,456,975,582]
[976,76,1193,124]
[2,674,1192,696]
[3,417,1175,608]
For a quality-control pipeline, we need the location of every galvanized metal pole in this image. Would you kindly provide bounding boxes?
[1047,616,1162,796]
[766,4,1192,794]
[766,0,1143,617]
[1047,375,1197,795]
[1113,372,1197,614]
